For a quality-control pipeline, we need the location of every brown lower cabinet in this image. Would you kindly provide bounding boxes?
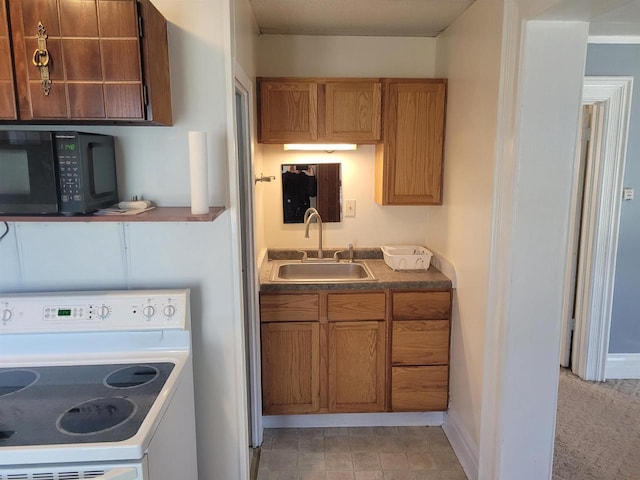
[260,288,451,415]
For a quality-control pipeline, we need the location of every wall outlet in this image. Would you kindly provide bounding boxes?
[345,199,356,217]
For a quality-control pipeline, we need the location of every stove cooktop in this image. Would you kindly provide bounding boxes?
[0,362,174,447]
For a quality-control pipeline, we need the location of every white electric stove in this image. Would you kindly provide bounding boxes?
[0,289,198,480]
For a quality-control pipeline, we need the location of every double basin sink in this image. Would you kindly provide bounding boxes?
[270,260,377,283]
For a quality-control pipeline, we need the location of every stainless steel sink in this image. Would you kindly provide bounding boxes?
[269,261,377,283]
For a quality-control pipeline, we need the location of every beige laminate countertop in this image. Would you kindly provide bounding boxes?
[259,255,452,292]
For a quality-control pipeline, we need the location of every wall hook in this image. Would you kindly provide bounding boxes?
[255,173,276,184]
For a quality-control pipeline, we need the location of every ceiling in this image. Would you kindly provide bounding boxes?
[249,0,640,38]
[249,0,476,37]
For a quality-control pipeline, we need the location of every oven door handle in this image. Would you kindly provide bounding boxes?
[95,467,139,480]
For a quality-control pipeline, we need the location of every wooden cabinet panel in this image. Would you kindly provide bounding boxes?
[62,39,103,81]
[28,81,67,118]
[259,80,318,143]
[325,81,381,142]
[375,79,446,205]
[59,0,99,36]
[392,291,451,320]
[68,83,106,118]
[327,292,386,321]
[260,293,319,322]
[328,321,385,412]
[261,322,320,415]
[392,320,449,365]
[5,0,171,124]
[98,0,138,37]
[104,84,143,118]
[0,0,16,119]
[392,366,448,411]
[101,39,142,81]
[19,0,59,36]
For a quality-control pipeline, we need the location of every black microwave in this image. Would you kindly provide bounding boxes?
[0,131,118,215]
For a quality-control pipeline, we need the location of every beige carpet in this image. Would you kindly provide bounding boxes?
[553,368,640,479]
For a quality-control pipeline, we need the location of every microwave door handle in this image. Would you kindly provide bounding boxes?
[93,467,139,480]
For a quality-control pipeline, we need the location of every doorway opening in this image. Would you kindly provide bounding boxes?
[560,77,632,381]
[234,67,263,450]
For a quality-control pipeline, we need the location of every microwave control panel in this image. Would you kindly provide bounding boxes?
[55,134,83,204]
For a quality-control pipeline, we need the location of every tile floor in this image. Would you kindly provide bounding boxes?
[257,426,468,480]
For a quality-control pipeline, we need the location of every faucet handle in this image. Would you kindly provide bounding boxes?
[333,250,344,262]
[297,250,308,262]
[348,243,354,263]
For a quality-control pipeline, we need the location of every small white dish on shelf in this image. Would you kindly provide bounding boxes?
[381,245,433,271]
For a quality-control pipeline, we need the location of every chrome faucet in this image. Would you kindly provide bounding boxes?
[303,208,323,259]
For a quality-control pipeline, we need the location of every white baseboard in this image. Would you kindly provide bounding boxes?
[263,412,444,429]
[606,353,640,379]
[443,410,479,480]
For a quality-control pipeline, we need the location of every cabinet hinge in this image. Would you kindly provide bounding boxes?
[142,85,149,105]
[138,16,144,38]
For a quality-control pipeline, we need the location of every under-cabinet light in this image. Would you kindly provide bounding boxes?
[283,144,357,152]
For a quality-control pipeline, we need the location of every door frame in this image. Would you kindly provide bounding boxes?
[561,76,632,381]
[233,61,263,446]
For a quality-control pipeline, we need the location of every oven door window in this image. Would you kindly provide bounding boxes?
[0,131,58,214]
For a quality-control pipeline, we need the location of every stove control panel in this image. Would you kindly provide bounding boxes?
[0,289,190,334]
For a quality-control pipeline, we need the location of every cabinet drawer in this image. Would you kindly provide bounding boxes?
[392,291,451,320]
[327,292,386,321]
[260,293,319,322]
[392,366,448,411]
[392,320,449,365]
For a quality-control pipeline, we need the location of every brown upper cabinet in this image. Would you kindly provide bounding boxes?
[375,79,446,205]
[258,76,447,206]
[258,78,382,144]
[2,0,171,124]
[0,0,16,120]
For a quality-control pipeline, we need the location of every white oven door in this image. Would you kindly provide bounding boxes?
[0,460,147,480]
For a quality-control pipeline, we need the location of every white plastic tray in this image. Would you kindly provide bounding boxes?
[381,245,433,271]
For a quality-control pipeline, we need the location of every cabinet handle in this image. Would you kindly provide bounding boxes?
[32,22,52,95]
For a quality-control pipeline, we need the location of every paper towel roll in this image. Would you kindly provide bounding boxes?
[188,131,209,215]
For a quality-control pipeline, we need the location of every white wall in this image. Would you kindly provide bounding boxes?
[261,145,431,248]
[489,19,589,479]
[0,1,250,478]
[258,35,436,78]
[233,0,259,79]
[431,0,504,475]
[257,35,437,249]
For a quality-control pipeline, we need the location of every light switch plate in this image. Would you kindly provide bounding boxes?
[345,199,356,217]
[623,187,634,201]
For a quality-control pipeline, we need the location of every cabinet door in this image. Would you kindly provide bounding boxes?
[261,322,320,415]
[376,79,446,205]
[9,0,144,121]
[259,80,318,143]
[0,0,16,119]
[325,81,381,142]
[328,321,385,413]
